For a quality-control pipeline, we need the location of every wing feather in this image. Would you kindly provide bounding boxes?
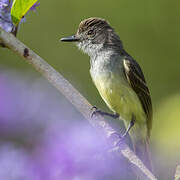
[123,57,152,137]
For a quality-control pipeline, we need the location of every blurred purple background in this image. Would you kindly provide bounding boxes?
[0,69,133,180]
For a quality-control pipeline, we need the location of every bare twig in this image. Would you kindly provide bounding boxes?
[0,27,157,180]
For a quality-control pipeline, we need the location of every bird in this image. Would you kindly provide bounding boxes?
[61,17,153,172]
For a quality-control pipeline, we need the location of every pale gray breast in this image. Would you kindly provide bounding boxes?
[90,52,125,83]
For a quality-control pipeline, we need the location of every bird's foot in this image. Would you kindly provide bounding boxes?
[113,117,136,146]
[111,132,126,146]
[91,106,119,119]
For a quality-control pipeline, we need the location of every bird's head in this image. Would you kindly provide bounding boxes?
[61,17,123,56]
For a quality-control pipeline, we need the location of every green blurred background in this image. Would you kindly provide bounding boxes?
[1,0,180,179]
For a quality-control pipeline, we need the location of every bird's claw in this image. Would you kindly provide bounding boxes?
[91,106,119,119]
[91,106,98,111]
[91,106,103,118]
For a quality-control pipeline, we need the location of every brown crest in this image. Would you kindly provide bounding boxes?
[77,17,110,34]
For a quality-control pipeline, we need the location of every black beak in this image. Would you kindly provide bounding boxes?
[60,35,80,42]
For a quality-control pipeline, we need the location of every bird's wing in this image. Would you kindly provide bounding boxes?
[123,57,152,137]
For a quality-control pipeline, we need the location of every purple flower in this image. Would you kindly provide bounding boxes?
[0,0,14,32]
[0,1,39,33]
[0,0,8,9]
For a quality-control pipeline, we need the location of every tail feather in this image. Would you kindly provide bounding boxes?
[133,138,153,173]
[123,118,153,178]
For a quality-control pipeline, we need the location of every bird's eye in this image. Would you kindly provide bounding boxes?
[87,30,94,36]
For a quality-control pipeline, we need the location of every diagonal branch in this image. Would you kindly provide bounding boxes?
[0,27,157,180]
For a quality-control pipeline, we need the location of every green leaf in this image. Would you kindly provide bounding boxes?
[11,0,38,25]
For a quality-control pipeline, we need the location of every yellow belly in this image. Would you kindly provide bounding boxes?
[93,72,148,141]
[94,75,146,124]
